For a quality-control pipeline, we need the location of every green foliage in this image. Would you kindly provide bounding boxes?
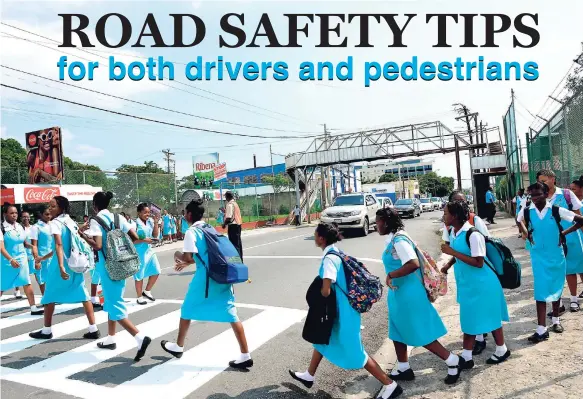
[261,173,293,194]
[279,204,290,215]
[418,172,454,197]
[378,173,398,183]
[1,138,27,168]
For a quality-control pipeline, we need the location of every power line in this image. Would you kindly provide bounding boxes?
[1,83,319,139]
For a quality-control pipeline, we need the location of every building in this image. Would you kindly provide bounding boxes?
[226,163,286,184]
[361,159,434,183]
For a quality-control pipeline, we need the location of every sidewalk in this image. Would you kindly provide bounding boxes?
[401,215,583,398]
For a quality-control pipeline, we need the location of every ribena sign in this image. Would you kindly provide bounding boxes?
[195,162,216,172]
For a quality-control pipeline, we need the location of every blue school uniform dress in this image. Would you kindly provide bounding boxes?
[41,215,90,305]
[518,201,575,302]
[24,226,35,277]
[30,221,54,285]
[313,244,368,370]
[181,221,238,323]
[550,188,583,275]
[1,222,31,291]
[89,210,133,321]
[384,232,447,347]
[134,218,161,281]
[180,216,189,235]
[170,217,177,235]
[449,222,509,335]
[163,214,171,236]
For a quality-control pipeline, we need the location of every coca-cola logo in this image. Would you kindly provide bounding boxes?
[28,134,37,147]
[24,187,60,203]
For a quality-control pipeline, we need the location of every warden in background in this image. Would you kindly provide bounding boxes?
[223,192,243,260]
[293,205,301,226]
[485,187,497,224]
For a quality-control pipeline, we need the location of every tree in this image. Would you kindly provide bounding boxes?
[261,173,293,194]
[111,161,175,209]
[418,172,454,197]
[378,173,398,183]
[0,138,28,184]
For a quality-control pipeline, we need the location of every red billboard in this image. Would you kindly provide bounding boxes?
[26,127,64,184]
[0,188,15,206]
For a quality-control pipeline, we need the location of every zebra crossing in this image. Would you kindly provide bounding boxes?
[0,295,307,399]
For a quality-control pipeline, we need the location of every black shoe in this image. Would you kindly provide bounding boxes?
[288,369,313,389]
[473,340,487,355]
[569,302,580,312]
[29,330,52,340]
[134,336,151,361]
[460,358,474,370]
[92,303,103,311]
[444,357,466,385]
[229,358,254,369]
[97,342,117,350]
[579,291,583,299]
[528,331,549,344]
[142,291,155,302]
[83,330,101,339]
[389,368,415,381]
[551,323,564,334]
[486,350,511,365]
[547,305,566,318]
[31,309,44,316]
[136,298,148,305]
[160,340,183,359]
[376,384,403,399]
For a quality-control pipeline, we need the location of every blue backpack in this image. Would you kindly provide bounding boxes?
[194,223,249,298]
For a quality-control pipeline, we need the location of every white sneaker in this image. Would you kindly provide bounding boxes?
[14,290,23,299]
[136,297,147,305]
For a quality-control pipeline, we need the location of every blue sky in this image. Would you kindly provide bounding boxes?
[1,0,582,186]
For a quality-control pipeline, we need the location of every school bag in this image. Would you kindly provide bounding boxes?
[193,223,249,298]
[327,250,383,313]
[53,218,95,274]
[522,200,567,256]
[465,227,522,289]
[395,234,448,303]
[91,214,140,281]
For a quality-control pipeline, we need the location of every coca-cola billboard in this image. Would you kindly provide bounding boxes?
[24,187,60,204]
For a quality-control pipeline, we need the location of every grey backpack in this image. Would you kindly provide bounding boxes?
[92,214,140,281]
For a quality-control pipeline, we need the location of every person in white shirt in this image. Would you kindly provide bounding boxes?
[293,205,301,226]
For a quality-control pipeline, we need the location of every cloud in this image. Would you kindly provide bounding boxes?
[0,125,26,147]
[73,143,105,159]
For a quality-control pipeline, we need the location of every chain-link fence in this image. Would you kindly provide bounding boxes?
[527,88,583,186]
[503,100,523,196]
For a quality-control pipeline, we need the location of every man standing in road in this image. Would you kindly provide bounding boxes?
[485,186,497,224]
[223,191,243,260]
[293,205,301,226]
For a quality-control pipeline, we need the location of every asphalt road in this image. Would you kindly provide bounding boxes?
[0,211,444,399]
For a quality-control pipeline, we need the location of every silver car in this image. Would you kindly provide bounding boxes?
[321,193,380,236]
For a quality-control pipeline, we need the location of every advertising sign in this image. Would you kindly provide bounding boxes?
[192,153,218,187]
[23,187,61,204]
[25,127,64,184]
[0,188,15,206]
[213,162,227,182]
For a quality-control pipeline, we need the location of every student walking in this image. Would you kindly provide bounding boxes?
[180,210,189,240]
[134,203,161,305]
[223,192,243,260]
[21,211,37,293]
[80,191,152,360]
[161,199,253,369]
[517,182,583,342]
[440,200,511,367]
[536,170,583,313]
[29,205,54,295]
[170,214,177,242]
[29,196,98,339]
[376,208,465,384]
[162,210,171,243]
[569,176,583,298]
[1,204,43,315]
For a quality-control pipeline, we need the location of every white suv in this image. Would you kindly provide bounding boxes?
[321,193,379,236]
[419,198,433,212]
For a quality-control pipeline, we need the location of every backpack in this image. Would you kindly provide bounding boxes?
[53,218,95,274]
[91,214,140,281]
[395,234,448,302]
[465,227,522,289]
[522,200,567,256]
[328,250,383,313]
[193,223,249,298]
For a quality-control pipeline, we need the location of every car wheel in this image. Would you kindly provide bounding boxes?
[362,218,369,236]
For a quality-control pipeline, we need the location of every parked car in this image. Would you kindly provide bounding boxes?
[419,198,433,212]
[431,197,442,210]
[320,193,380,236]
[378,197,394,209]
[394,198,421,218]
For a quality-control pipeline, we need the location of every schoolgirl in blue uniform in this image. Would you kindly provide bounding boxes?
[133,203,161,305]
[29,196,98,339]
[537,169,583,313]
[1,204,43,315]
[376,208,465,385]
[21,212,37,295]
[441,200,511,367]
[29,205,54,295]
[161,199,254,370]
[517,182,583,342]
[180,210,189,240]
[289,223,402,399]
[162,210,171,242]
[80,191,152,361]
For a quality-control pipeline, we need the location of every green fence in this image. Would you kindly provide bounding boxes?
[527,89,583,186]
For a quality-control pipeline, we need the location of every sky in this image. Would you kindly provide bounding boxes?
[1,0,582,188]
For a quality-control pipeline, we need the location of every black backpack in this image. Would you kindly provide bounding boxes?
[522,200,567,256]
[465,227,522,289]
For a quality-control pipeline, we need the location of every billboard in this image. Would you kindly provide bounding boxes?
[213,163,227,182]
[192,153,218,188]
[25,127,64,184]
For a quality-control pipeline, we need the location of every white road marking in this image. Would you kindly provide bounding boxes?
[0,299,32,314]
[244,234,310,251]
[0,303,80,329]
[244,255,383,263]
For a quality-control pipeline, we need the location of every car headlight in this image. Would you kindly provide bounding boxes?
[322,211,329,217]
[350,210,362,216]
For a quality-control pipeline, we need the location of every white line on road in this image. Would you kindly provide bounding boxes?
[0,302,80,329]
[244,234,310,251]
[244,255,383,263]
[0,299,32,314]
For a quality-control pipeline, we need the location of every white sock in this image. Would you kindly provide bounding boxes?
[494,344,508,357]
[164,341,183,353]
[536,325,547,335]
[144,290,152,297]
[445,353,459,367]
[551,317,560,325]
[41,326,52,335]
[461,349,473,362]
[137,297,147,303]
[135,332,145,349]
[88,324,98,333]
[475,334,485,342]
[91,296,99,304]
[30,305,40,312]
[233,352,251,364]
[571,296,578,303]
[102,335,116,345]
[379,382,398,399]
[295,370,314,382]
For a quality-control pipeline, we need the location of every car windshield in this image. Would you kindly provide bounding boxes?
[333,195,364,206]
[420,199,431,203]
[396,199,413,205]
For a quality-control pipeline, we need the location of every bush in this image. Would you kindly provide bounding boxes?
[279,205,290,215]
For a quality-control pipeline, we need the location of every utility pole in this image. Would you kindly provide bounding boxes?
[321,124,328,210]
[269,145,274,176]
[162,149,177,210]
[162,149,175,174]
